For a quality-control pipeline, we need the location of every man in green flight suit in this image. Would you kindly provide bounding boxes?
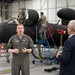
[7,24,34,75]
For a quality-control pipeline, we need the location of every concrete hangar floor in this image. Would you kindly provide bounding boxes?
[0,46,59,75]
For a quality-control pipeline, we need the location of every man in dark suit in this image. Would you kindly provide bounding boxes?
[56,20,75,75]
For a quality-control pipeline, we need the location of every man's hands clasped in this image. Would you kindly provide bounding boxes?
[22,48,28,53]
[8,48,32,54]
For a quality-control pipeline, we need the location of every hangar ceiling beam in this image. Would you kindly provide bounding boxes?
[47,0,49,21]
[55,0,58,23]
[66,0,72,8]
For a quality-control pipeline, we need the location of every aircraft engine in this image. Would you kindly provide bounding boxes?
[0,9,39,43]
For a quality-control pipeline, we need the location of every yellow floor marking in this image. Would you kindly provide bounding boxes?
[0,70,11,74]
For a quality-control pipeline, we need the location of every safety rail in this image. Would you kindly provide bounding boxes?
[0,44,10,63]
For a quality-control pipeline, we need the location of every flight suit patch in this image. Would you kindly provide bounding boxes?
[15,40,19,42]
[22,39,26,42]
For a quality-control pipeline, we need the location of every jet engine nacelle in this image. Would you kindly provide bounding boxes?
[0,9,68,47]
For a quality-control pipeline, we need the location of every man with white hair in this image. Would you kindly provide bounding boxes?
[56,20,75,75]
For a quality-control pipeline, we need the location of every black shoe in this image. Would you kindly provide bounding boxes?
[44,67,59,72]
[44,68,53,72]
[52,67,59,71]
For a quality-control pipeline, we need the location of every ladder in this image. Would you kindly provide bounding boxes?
[32,24,57,64]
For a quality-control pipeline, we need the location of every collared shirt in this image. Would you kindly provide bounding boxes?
[68,34,75,38]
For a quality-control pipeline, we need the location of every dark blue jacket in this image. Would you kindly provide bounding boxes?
[57,35,75,75]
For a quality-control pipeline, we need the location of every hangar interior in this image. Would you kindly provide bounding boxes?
[0,0,75,23]
[0,0,75,75]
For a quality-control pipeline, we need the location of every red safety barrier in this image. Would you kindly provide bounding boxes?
[0,44,2,57]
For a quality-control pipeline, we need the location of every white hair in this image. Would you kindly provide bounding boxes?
[69,20,75,32]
